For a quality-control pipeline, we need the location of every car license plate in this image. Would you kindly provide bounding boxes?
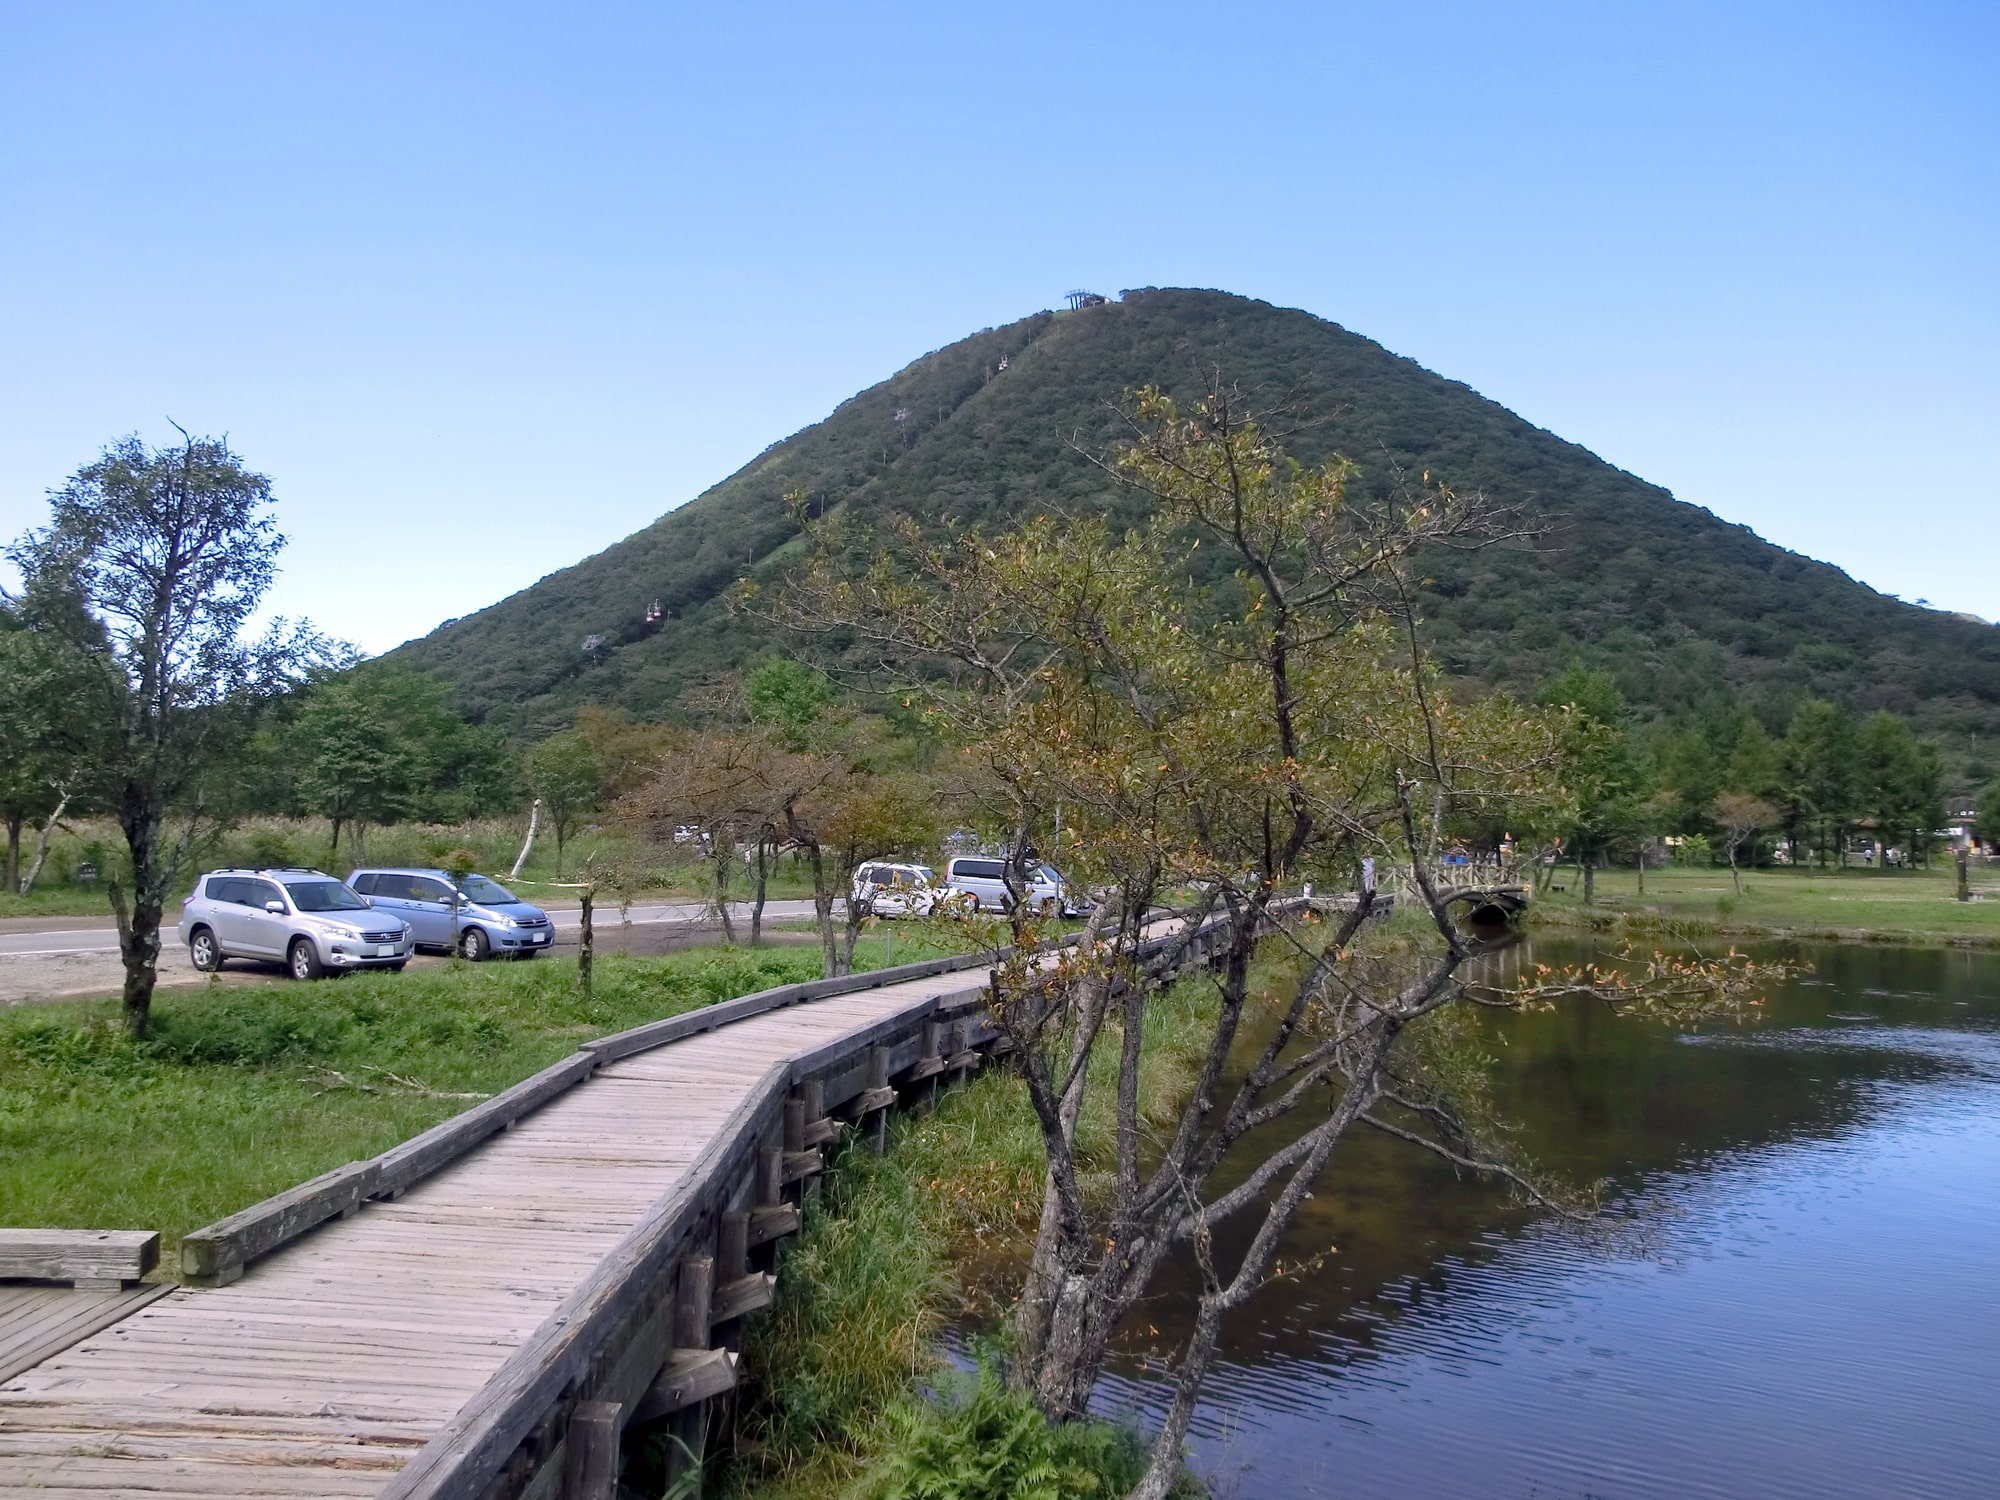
[373,944,398,957]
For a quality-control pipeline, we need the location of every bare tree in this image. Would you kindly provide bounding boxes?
[775,383,1777,1497]
[1713,791,1778,894]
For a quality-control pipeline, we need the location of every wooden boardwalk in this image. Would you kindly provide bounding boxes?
[0,967,992,1498]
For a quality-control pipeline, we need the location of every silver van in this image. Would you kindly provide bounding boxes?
[347,868,555,960]
[942,857,1082,916]
[179,868,414,980]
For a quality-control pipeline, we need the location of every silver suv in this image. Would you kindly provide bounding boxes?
[179,868,414,980]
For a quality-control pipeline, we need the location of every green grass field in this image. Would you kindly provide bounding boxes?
[0,936,967,1274]
[1533,860,2000,945]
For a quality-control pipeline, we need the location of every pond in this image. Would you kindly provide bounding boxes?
[1083,938,2000,1498]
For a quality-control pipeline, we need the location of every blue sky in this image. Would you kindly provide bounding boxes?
[2,1,1993,656]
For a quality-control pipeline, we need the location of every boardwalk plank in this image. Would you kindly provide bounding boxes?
[0,956,1012,1495]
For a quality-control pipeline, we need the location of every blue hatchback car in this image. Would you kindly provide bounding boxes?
[347,868,557,961]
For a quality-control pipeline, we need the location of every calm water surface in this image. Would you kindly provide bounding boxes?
[1080,939,2000,1498]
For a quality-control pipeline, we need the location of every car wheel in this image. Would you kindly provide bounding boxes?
[289,938,325,981]
[188,927,221,972]
[460,927,490,962]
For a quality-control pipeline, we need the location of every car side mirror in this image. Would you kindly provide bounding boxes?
[264,900,286,915]
[358,895,372,906]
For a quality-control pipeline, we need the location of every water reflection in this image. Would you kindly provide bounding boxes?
[1083,940,2000,1498]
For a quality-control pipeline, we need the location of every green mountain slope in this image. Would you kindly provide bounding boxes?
[390,289,2000,749]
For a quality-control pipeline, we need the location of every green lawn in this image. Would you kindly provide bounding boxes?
[0,938,967,1274]
[1534,861,2000,945]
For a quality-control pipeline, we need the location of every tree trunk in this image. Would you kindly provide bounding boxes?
[709,850,736,945]
[1635,844,1645,895]
[20,791,72,895]
[1729,842,1743,894]
[1582,852,1595,905]
[1957,846,1971,902]
[808,845,840,977]
[510,799,541,878]
[750,836,770,947]
[328,815,344,862]
[4,813,20,895]
[578,886,594,995]
[113,794,169,1036]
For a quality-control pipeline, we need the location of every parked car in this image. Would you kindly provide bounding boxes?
[179,868,414,980]
[942,856,1086,916]
[347,868,555,961]
[850,862,942,918]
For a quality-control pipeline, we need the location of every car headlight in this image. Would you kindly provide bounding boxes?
[331,926,362,941]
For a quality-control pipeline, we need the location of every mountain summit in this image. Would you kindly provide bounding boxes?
[391,289,1999,746]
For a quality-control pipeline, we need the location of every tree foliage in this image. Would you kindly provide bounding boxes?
[7,431,336,1032]
[777,383,1769,1498]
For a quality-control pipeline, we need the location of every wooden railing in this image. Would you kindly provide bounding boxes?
[177,912,1244,1500]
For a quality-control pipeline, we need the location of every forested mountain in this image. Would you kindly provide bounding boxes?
[389,289,2000,764]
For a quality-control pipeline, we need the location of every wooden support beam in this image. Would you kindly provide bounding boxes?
[757,1146,784,1207]
[802,1116,842,1147]
[708,1272,776,1325]
[778,1148,823,1186]
[560,1400,621,1500]
[628,1348,738,1422]
[0,1229,158,1289]
[831,1085,896,1121]
[747,1203,800,1247]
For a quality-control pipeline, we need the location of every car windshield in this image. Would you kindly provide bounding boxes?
[456,875,517,905]
[1037,865,1063,884]
[284,880,369,912]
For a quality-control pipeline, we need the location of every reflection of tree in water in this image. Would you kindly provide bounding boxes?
[1100,937,2000,1378]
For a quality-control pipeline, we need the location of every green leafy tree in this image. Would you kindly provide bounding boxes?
[1540,664,1640,902]
[291,679,414,861]
[745,656,834,748]
[1783,700,1858,866]
[0,612,101,891]
[526,729,603,876]
[1856,712,1943,868]
[8,431,335,1033]
[1979,783,2000,851]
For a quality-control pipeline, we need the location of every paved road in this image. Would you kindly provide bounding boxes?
[0,899,839,1005]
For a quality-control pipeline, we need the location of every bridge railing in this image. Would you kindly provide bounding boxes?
[176,905,1262,1500]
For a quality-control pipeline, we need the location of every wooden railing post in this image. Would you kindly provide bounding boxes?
[867,1045,892,1153]
[561,1399,620,1500]
[666,1257,715,1490]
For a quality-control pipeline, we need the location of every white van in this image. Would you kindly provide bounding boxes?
[942,857,1084,916]
[850,861,941,918]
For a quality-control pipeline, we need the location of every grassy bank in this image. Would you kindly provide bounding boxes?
[0,941,965,1273]
[713,971,1224,1500]
[1530,862,2000,947]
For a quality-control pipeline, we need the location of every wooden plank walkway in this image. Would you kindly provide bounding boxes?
[0,967,987,1498]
